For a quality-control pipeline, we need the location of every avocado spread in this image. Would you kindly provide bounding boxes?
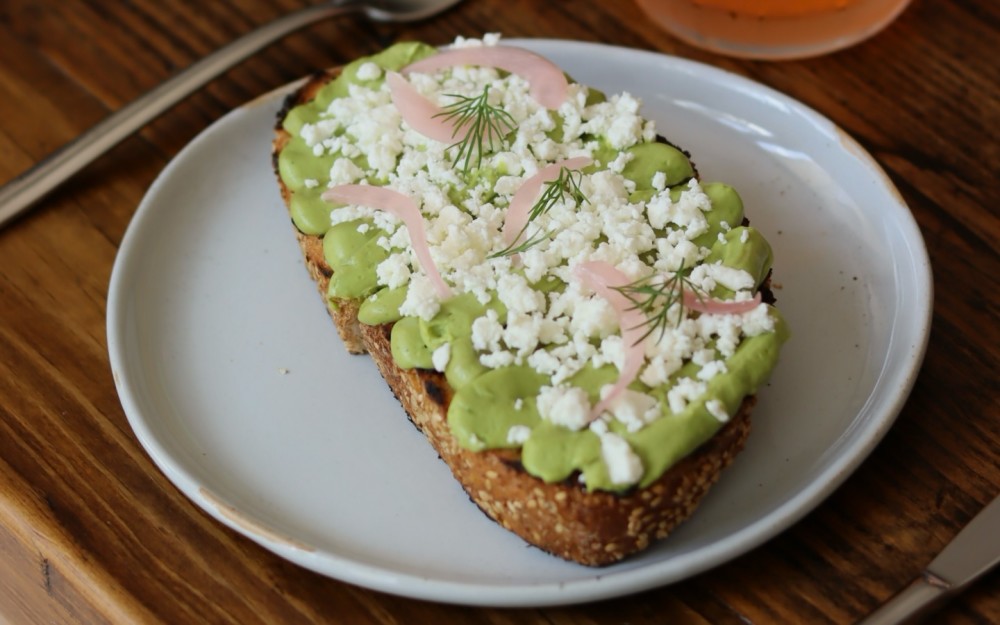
[277,39,788,492]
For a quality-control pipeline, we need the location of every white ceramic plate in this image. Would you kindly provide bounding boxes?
[107,40,932,607]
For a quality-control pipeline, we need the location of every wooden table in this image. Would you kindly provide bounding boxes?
[1,1,997,623]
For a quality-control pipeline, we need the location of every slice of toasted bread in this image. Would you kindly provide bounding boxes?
[273,66,756,566]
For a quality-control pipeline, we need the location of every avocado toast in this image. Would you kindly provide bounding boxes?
[272,36,787,566]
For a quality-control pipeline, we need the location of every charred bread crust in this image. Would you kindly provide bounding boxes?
[273,67,756,566]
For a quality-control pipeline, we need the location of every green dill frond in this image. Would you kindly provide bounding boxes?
[613,261,705,343]
[434,85,516,172]
[491,166,588,258]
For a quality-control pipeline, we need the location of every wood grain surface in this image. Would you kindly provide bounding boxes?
[1,0,997,623]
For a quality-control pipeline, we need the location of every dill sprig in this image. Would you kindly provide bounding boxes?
[613,262,705,343]
[491,166,588,258]
[434,85,516,172]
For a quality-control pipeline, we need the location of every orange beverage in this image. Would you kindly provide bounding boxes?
[635,0,913,59]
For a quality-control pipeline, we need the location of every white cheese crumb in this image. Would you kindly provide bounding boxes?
[697,360,728,381]
[355,61,382,81]
[640,355,680,387]
[452,33,502,48]
[513,398,524,411]
[397,274,441,321]
[651,171,667,192]
[431,343,451,372]
[704,262,756,292]
[589,417,609,436]
[471,309,504,352]
[740,228,750,243]
[506,424,531,445]
[706,399,729,422]
[376,253,412,289]
[741,304,776,336]
[667,377,707,414]
[480,350,516,368]
[536,385,592,431]
[303,178,319,189]
[692,348,716,366]
[328,158,366,186]
[503,312,544,357]
[599,387,660,432]
[599,432,644,486]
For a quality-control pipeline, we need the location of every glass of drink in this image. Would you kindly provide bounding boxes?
[635,0,913,60]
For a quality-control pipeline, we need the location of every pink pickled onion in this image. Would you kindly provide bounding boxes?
[322,185,452,300]
[385,71,457,143]
[402,46,569,110]
[502,156,592,248]
[575,261,648,421]
[683,290,762,315]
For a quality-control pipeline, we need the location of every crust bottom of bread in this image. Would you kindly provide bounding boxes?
[273,69,753,566]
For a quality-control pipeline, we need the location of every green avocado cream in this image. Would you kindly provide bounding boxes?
[278,41,788,492]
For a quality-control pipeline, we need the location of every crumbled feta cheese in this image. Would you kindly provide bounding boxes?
[599,387,661,432]
[502,312,543,357]
[451,33,502,48]
[705,399,729,422]
[471,309,504,352]
[480,350,516,368]
[589,417,609,436]
[651,171,667,191]
[376,253,412,289]
[432,343,451,372]
[647,179,712,238]
[536,385,591,431]
[696,360,727,381]
[397,274,441,321]
[581,93,646,150]
[355,61,382,81]
[704,262,755,292]
[667,377,707,414]
[497,273,545,315]
[329,158,366,186]
[303,178,319,189]
[599,432,644,485]
[691,348,716,366]
[507,424,531,445]
[741,304,776,336]
[568,294,618,339]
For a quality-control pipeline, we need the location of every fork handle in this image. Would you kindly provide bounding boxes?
[0,2,350,228]
[856,571,954,625]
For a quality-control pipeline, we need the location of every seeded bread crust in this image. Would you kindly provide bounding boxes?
[272,68,753,566]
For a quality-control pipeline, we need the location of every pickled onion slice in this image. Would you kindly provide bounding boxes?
[403,46,569,110]
[322,185,452,299]
[575,261,648,421]
[502,156,592,248]
[683,290,762,315]
[385,71,457,144]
